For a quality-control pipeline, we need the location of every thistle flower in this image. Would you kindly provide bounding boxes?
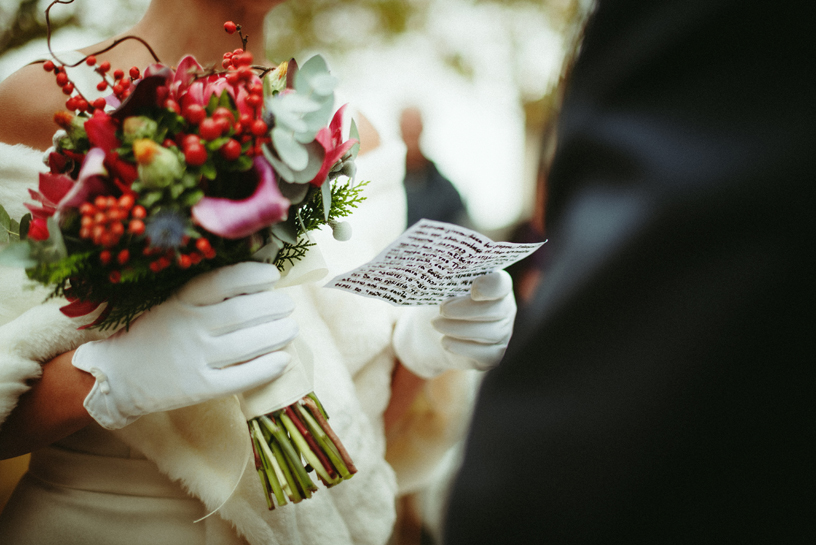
[144,209,188,249]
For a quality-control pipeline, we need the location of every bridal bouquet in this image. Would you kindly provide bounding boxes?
[0,18,363,509]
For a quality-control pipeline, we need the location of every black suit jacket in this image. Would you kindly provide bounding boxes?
[445,0,815,542]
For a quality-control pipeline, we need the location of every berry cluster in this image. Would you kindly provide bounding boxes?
[42,57,142,114]
[79,194,144,249]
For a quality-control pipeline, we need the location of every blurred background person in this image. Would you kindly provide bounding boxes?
[400,106,470,228]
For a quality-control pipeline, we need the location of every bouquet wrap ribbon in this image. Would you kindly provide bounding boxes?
[238,242,328,420]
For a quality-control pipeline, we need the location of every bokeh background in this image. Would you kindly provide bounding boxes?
[0,0,591,540]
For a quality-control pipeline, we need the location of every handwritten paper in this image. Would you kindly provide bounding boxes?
[325,219,545,305]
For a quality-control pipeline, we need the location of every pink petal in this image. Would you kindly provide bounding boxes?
[309,128,358,187]
[57,148,110,210]
[60,299,101,318]
[173,56,203,92]
[84,111,120,151]
[330,104,348,144]
[38,172,75,205]
[192,157,290,239]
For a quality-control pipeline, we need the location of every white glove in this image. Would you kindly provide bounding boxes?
[393,270,516,379]
[72,262,298,429]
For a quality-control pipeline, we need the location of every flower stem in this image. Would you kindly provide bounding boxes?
[297,403,351,479]
[303,396,358,474]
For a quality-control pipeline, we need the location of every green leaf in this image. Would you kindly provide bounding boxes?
[0,204,11,244]
[19,214,31,241]
[200,162,217,181]
[141,191,164,208]
[182,189,204,207]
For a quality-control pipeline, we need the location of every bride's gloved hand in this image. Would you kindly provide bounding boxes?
[72,262,298,429]
[393,270,516,379]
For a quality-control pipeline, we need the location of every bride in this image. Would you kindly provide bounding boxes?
[0,1,517,543]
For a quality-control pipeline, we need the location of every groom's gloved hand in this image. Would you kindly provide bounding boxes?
[72,262,298,429]
[393,270,516,379]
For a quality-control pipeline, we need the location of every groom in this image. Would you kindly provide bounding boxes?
[445,0,815,542]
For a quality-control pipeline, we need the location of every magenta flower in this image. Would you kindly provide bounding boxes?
[192,157,290,239]
[309,104,358,187]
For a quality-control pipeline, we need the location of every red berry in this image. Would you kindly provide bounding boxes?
[213,107,235,123]
[110,222,125,237]
[245,94,262,109]
[80,202,96,216]
[43,60,55,72]
[219,138,242,161]
[94,196,108,209]
[113,68,124,80]
[181,134,201,149]
[117,249,130,265]
[92,97,107,110]
[113,83,124,96]
[177,254,192,269]
[129,66,140,79]
[131,205,147,219]
[62,83,74,95]
[189,252,203,265]
[164,98,181,114]
[118,194,135,210]
[162,138,177,148]
[195,238,212,253]
[233,48,244,56]
[250,119,268,136]
[249,82,264,95]
[65,97,77,110]
[182,103,206,125]
[149,261,162,273]
[198,117,222,141]
[234,52,253,67]
[55,72,69,87]
[222,58,232,69]
[85,55,96,66]
[97,80,108,91]
[99,250,112,265]
[204,248,216,260]
[128,219,145,235]
[184,143,208,166]
[224,21,238,34]
[98,61,111,73]
[226,71,240,86]
[109,270,121,283]
[80,227,92,239]
[75,99,89,112]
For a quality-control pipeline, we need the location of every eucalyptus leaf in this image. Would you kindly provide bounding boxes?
[309,73,338,97]
[295,55,331,95]
[270,218,299,245]
[349,119,361,159]
[272,128,309,171]
[264,145,296,182]
[277,180,311,204]
[290,140,326,184]
[321,181,332,222]
[0,241,36,268]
